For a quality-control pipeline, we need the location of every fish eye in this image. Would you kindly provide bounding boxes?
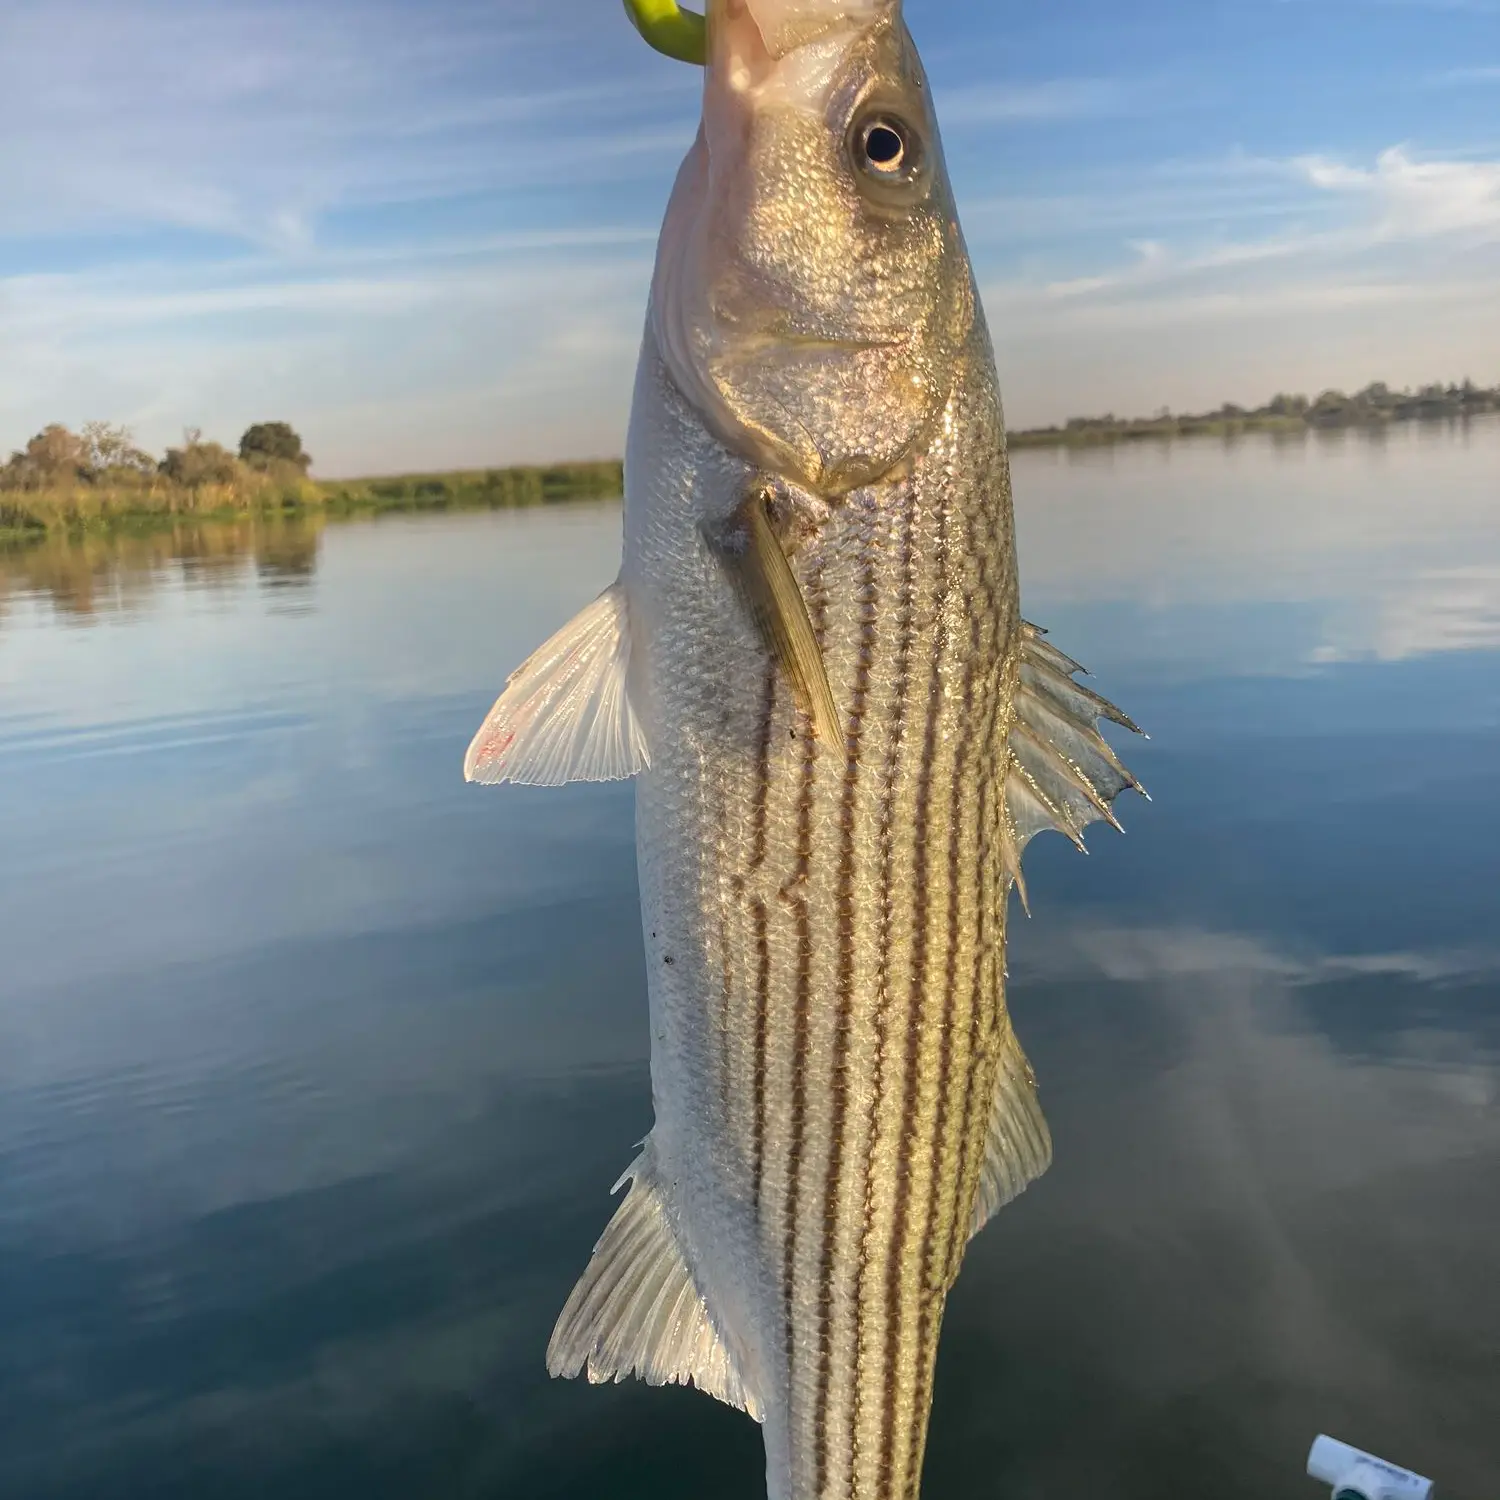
[854,114,917,180]
[863,120,906,172]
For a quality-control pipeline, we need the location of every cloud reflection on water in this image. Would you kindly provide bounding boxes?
[936,917,1500,1498]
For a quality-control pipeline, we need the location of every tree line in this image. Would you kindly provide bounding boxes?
[1,422,312,494]
[0,412,625,537]
[1012,378,1500,447]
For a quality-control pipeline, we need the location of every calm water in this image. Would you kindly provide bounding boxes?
[2,423,1497,1499]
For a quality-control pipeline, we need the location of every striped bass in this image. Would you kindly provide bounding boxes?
[465,0,1144,1494]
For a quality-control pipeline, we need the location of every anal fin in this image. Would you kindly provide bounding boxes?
[969,1024,1054,1241]
[547,1152,763,1422]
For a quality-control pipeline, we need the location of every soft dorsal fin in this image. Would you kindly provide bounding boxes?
[1002,621,1146,910]
[964,621,1140,1247]
[546,1151,763,1422]
[968,1023,1053,1243]
[464,579,648,786]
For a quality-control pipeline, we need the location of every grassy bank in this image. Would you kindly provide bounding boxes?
[0,460,625,543]
[317,460,624,514]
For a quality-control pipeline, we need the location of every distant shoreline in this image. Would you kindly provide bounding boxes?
[1007,379,1500,449]
[4,379,1496,541]
[0,462,625,542]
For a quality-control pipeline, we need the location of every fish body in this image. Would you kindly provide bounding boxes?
[619,320,1029,1500]
[466,2,1142,1496]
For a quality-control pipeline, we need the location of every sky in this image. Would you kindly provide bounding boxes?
[2,0,1499,476]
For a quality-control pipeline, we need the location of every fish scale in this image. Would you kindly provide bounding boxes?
[463,2,1144,1494]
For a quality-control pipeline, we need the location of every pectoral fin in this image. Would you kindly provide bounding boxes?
[464,578,648,786]
[712,491,842,746]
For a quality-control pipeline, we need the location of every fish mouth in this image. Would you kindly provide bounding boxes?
[712,0,890,65]
[732,331,905,356]
[717,310,908,357]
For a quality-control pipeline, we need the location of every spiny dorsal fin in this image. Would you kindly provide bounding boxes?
[546,1151,763,1422]
[464,578,648,786]
[1003,621,1145,886]
[968,1023,1053,1242]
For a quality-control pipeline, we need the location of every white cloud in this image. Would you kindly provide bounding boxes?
[0,0,690,469]
[966,143,1500,429]
[0,244,653,473]
[985,146,1500,309]
[3,0,1500,472]
[0,0,695,246]
[1299,145,1500,238]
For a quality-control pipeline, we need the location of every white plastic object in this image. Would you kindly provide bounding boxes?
[1307,1435,1434,1500]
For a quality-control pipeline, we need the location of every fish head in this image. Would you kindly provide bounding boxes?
[652,0,975,496]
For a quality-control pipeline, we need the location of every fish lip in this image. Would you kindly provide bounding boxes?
[716,313,910,356]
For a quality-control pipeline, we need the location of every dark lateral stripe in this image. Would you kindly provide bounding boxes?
[717,833,734,1121]
[880,494,951,1500]
[751,896,771,1211]
[714,740,738,1129]
[906,491,990,1490]
[812,544,877,1496]
[750,664,777,873]
[782,569,823,1355]
[853,491,918,1484]
[748,661,777,1211]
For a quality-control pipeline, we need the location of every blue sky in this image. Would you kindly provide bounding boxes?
[2,0,1499,475]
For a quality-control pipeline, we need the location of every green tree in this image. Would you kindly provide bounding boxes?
[160,429,242,488]
[78,421,157,482]
[1308,389,1353,425]
[0,425,87,491]
[239,422,311,473]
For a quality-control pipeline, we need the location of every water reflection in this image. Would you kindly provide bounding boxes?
[0,425,1496,1499]
[5,413,1496,636]
[0,516,322,623]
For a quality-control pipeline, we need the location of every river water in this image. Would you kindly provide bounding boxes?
[1,420,1496,1498]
